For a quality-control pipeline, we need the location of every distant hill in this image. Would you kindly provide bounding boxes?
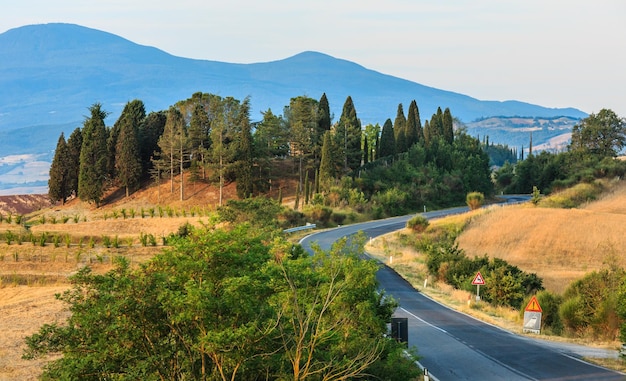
[0,23,587,193]
[465,116,580,154]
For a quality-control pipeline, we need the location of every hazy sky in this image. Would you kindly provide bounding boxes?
[3,0,625,116]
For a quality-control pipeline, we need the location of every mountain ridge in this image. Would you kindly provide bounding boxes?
[0,23,587,193]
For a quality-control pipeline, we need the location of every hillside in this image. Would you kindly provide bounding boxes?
[457,181,626,293]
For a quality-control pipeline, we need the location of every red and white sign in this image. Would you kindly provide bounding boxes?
[525,295,543,313]
[471,271,485,285]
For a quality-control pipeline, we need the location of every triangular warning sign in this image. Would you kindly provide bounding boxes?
[525,295,542,312]
[471,271,485,285]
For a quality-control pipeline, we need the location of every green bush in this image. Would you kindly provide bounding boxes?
[406,215,429,232]
[466,192,484,210]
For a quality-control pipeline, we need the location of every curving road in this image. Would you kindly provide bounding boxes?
[300,201,625,381]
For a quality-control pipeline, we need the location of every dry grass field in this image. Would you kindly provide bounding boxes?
[458,182,626,294]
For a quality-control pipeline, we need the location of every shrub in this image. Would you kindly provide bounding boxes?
[406,215,429,232]
[466,192,484,210]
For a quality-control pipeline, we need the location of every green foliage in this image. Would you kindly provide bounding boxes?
[48,133,71,204]
[563,267,625,339]
[406,214,429,232]
[570,109,625,158]
[378,118,396,158]
[422,234,543,309]
[532,291,564,335]
[24,226,419,380]
[217,196,285,231]
[531,186,541,205]
[466,192,484,210]
[78,103,109,206]
[115,100,145,197]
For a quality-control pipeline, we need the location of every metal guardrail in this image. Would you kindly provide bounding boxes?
[283,223,316,233]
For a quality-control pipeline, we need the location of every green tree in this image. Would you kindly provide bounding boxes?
[115,100,145,197]
[235,97,253,198]
[138,111,166,173]
[570,109,626,158]
[317,93,332,161]
[48,133,70,204]
[442,107,454,144]
[24,226,419,380]
[211,96,240,206]
[78,103,109,206]
[285,96,319,197]
[188,103,211,180]
[318,131,335,190]
[378,118,396,158]
[157,107,187,198]
[65,127,83,198]
[334,96,362,173]
[393,103,407,153]
[405,100,422,148]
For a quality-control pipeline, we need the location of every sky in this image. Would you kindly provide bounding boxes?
[2,0,625,117]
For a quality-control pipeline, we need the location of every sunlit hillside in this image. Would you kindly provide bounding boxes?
[457,181,626,293]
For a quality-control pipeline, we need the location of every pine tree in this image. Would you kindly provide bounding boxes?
[158,107,186,196]
[115,100,145,197]
[235,98,253,198]
[188,104,211,180]
[139,111,166,173]
[378,118,395,158]
[48,133,70,204]
[78,103,109,207]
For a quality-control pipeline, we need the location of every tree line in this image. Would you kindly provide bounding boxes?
[48,91,493,213]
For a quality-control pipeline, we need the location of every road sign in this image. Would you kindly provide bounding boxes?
[471,271,485,285]
[525,295,543,312]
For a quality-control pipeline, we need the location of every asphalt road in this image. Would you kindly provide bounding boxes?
[300,202,625,381]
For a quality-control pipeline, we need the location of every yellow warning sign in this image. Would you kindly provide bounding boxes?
[525,295,542,312]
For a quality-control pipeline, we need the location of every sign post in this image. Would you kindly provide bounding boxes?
[523,295,543,334]
[471,271,485,301]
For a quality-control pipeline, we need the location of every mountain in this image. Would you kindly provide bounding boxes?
[0,23,587,194]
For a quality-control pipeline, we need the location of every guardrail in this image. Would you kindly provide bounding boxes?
[283,223,316,233]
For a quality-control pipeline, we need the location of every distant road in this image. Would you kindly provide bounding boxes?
[300,199,625,381]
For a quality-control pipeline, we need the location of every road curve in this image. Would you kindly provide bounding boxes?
[300,202,625,381]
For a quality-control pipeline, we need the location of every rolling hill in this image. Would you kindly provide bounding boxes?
[0,23,587,193]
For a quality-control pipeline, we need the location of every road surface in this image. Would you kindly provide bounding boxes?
[300,202,625,381]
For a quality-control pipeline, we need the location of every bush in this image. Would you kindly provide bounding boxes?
[406,215,429,232]
[466,192,484,210]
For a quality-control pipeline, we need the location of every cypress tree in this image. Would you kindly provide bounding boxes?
[316,93,331,163]
[378,118,395,158]
[393,104,407,153]
[78,103,109,207]
[66,127,82,198]
[48,133,70,204]
[406,100,422,147]
[115,100,144,197]
[333,96,362,173]
[443,107,454,144]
